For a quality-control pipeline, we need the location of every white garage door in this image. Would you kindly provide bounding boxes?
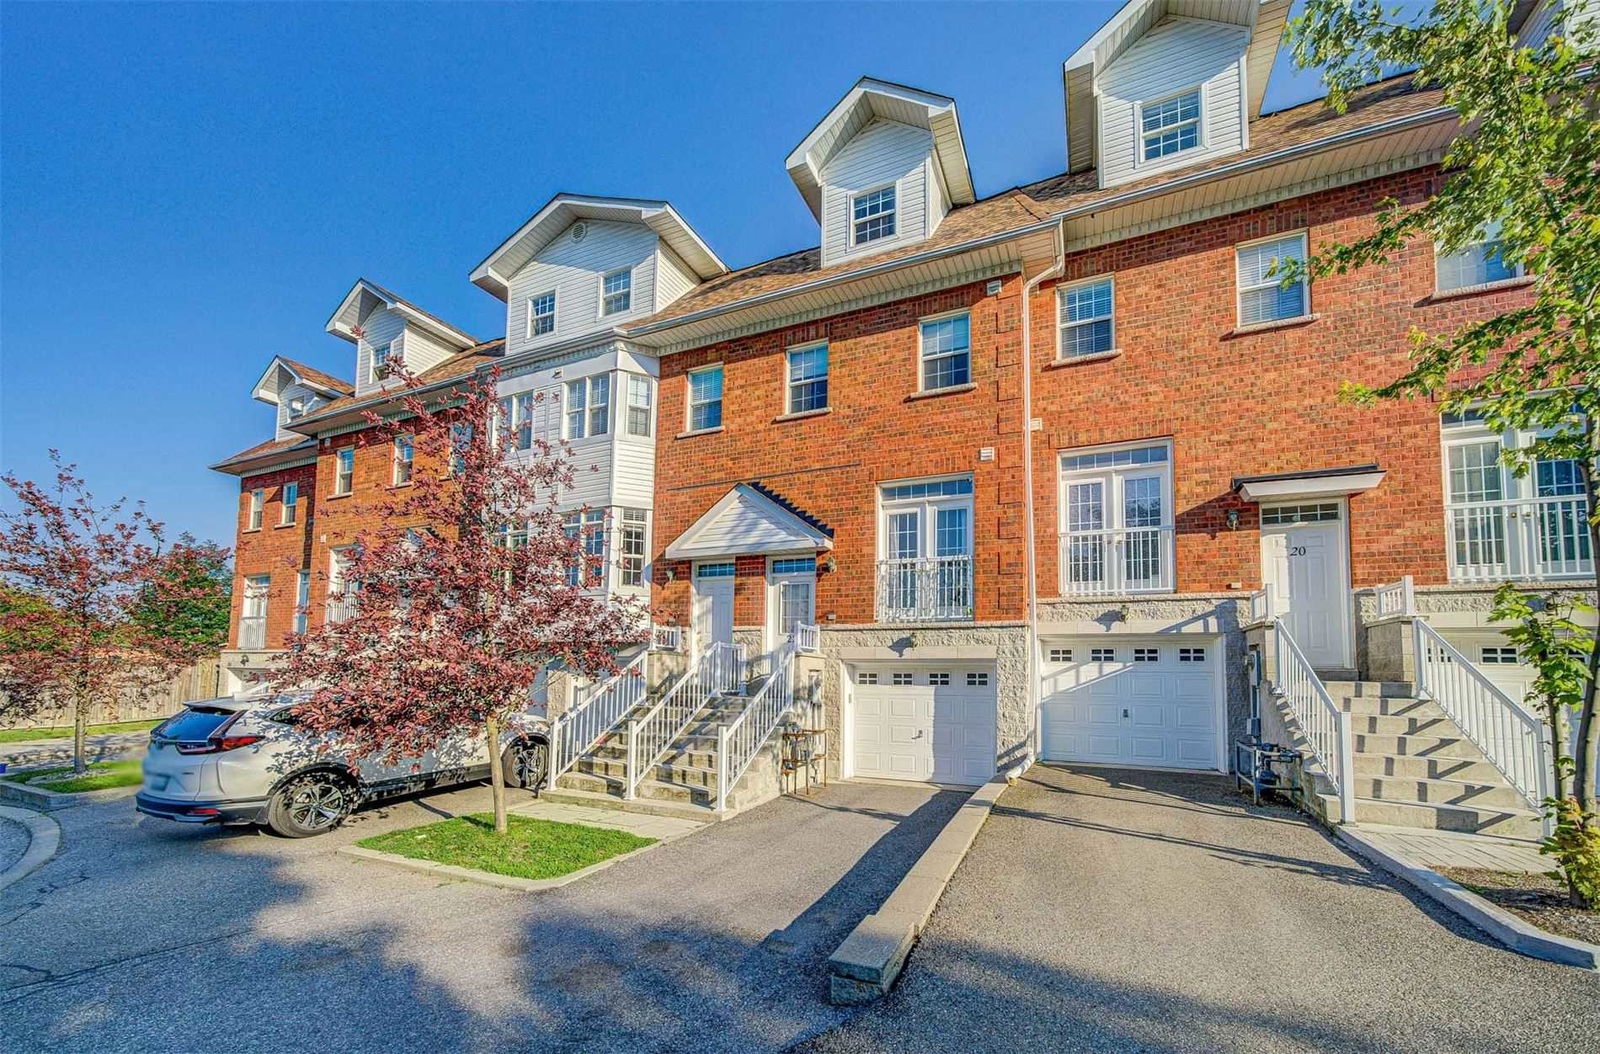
[1041,638,1220,771]
[1445,632,1537,706]
[851,665,997,786]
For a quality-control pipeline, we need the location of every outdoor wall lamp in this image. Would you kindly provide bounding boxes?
[1225,508,1241,530]
[820,555,837,574]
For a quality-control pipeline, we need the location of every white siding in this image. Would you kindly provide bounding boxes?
[505,220,659,358]
[354,305,407,397]
[654,244,699,309]
[1097,17,1249,189]
[400,326,456,379]
[819,119,932,268]
[1520,0,1598,48]
[275,382,322,440]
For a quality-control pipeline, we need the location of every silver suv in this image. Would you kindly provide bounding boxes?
[136,696,550,837]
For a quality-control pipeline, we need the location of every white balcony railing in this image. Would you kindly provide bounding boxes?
[1373,575,1416,619]
[1059,526,1174,596]
[1447,496,1592,583]
[238,616,266,650]
[876,555,973,622]
[325,593,357,624]
[650,623,682,652]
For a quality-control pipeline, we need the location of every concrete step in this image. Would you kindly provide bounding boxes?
[1355,775,1530,811]
[1352,797,1542,840]
[1347,713,1462,737]
[584,741,717,769]
[556,769,716,808]
[539,785,722,822]
[573,756,720,789]
[1352,732,1486,762]
[1323,680,1414,699]
[1338,696,1441,718]
[1353,752,1508,783]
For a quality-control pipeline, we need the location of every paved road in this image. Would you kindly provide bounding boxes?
[1,779,964,1054]
[1,731,150,771]
[798,766,1600,1054]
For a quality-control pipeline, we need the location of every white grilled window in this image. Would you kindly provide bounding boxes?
[929,672,951,686]
[528,291,556,336]
[1134,647,1158,662]
[919,313,971,391]
[626,375,654,437]
[787,342,829,413]
[1179,647,1207,663]
[247,489,264,530]
[601,269,632,315]
[858,671,878,685]
[852,185,896,244]
[565,376,610,439]
[334,449,354,495]
[688,366,723,432]
[965,671,989,687]
[1140,89,1201,161]
[1091,648,1115,662]
[1060,442,1174,596]
[280,483,298,526]
[619,508,647,587]
[392,435,413,485]
[1048,648,1072,663]
[892,672,914,686]
[1480,645,1519,665]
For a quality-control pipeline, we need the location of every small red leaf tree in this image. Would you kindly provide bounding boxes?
[267,366,647,834]
[0,453,227,772]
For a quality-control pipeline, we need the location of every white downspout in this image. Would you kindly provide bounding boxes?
[1019,225,1066,769]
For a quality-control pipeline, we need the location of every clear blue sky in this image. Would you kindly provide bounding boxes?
[1,1,1328,546]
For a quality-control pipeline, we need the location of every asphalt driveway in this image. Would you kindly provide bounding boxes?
[0,779,964,1053]
[799,765,1600,1054]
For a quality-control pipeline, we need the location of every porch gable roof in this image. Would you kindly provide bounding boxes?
[664,484,834,561]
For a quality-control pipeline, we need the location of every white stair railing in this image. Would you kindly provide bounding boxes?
[625,641,744,799]
[650,623,683,652]
[715,624,820,811]
[1246,587,1276,623]
[1413,619,1551,816]
[1372,575,1416,619]
[549,651,648,782]
[1267,617,1355,822]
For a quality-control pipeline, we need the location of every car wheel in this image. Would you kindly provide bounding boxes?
[266,772,356,838]
[503,738,549,791]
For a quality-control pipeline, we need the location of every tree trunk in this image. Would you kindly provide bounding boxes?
[72,676,89,776]
[486,712,508,835]
[1573,431,1600,818]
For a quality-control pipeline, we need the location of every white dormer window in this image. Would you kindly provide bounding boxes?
[286,394,309,419]
[1139,88,1201,162]
[601,269,632,316]
[527,291,556,337]
[370,343,393,383]
[852,185,897,245]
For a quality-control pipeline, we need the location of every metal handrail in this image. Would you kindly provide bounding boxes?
[1058,525,1175,595]
[1413,618,1551,816]
[876,555,974,622]
[714,623,820,811]
[1267,617,1355,821]
[549,650,648,782]
[625,641,744,799]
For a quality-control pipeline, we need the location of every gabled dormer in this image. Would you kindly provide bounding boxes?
[1063,0,1290,188]
[325,278,479,397]
[470,195,726,360]
[786,78,976,268]
[251,356,354,440]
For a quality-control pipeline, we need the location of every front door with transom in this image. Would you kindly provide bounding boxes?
[1259,501,1351,669]
[766,556,816,655]
[692,562,736,653]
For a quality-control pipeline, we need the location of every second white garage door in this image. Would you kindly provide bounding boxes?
[1041,638,1221,771]
[851,665,997,786]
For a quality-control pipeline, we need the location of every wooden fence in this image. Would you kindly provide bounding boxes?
[1,657,223,730]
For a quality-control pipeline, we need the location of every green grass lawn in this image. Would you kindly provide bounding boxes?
[0,719,162,744]
[10,759,144,794]
[357,814,656,881]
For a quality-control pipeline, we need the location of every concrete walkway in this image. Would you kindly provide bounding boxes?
[797,765,1600,1054]
[1348,823,1547,873]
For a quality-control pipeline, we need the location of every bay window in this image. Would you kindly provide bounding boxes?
[1059,441,1175,595]
[565,375,610,439]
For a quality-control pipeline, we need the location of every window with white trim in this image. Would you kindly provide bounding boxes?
[787,342,829,414]
[393,435,413,486]
[1436,222,1523,292]
[1140,89,1201,161]
[1260,503,1340,526]
[1179,647,1206,663]
[449,423,473,476]
[929,672,951,686]
[239,574,269,647]
[857,671,878,685]
[1480,645,1519,665]
[333,448,354,495]
[497,392,536,451]
[688,365,723,432]
[1059,441,1174,595]
[966,672,989,686]
[565,375,610,439]
[1058,277,1114,358]
[247,489,263,531]
[1091,647,1115,662]
[565,509,608,588]
[1049,648,1072,663]
[852,185,896,244]
[619,508,647,587]
[600,269,632,315]
[280,483,298,526]
[527,291,556,337]
[878,476,974,622]
[286,394,310,419]
[1134,647,1158,662]
[626,375,654,437]
[370,342,393,383]
[919,312,971,391]
[293,570,310,635]
[892,672,914,686]
[1236,233,1309,326]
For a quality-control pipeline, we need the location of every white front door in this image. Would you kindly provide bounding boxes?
[1260,502,1351,669]
[766,557,816,654]
[692,562,735,652]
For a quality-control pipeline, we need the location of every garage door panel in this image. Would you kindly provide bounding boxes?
[852,667,996,786]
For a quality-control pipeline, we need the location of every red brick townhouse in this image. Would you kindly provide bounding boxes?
[214,0,1591,833]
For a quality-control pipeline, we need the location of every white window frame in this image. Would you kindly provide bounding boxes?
[766,556,817,653]
[851,183,897,246]
[369,342,393,384]
[280,482,298,526]
[1435,222,1525,293]
[564,508,609,589]
[247,489,264,531]
[625,374,655,438]
[686,364,724,433]
[1136,86,1203,165]
[1056,275,1115,359]
[293,569,310,635]
[1235,231,1310,327]
[564,375,610,440]
[526,290,556,337]
[619,508,649,587]
[876,474,975,622]
[497,392,536,451]
[599,268,632,316]
[393,434,414,485]
[334,448,354,496]
[786,340,829,414]
[285,394,309,420]
[1058,439,1176,596]
[240,574,270,647]
[918,310,972,393]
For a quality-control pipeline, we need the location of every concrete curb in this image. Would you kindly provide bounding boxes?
[827,775,1009,1004]
[0,805,63,892]
[336,836,666,893]
[1338,826,1599,970]
[0,776,139,811]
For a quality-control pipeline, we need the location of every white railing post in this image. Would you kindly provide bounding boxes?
[716,724,729,812]
[624,718,639,800]
[1334,709,1356,822]
[1401,574,1415,618]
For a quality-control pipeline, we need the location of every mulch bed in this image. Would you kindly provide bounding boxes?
[1438,866,1600,946]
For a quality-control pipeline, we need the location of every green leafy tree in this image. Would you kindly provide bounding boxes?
[130,534,232,649]
[1288,0,1599,903]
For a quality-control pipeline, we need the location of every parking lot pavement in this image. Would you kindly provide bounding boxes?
[1,778,965,1053]
[794,765,1600,1054]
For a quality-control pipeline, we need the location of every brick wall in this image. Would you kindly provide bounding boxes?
[229,463,316,649]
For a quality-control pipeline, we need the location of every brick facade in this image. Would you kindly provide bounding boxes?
[229,462,316,649]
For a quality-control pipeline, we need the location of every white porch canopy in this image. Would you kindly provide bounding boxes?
[665,484,833,560]
[1233,463,1387,503]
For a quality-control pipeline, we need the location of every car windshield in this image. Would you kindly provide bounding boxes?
[156,706,236,742]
